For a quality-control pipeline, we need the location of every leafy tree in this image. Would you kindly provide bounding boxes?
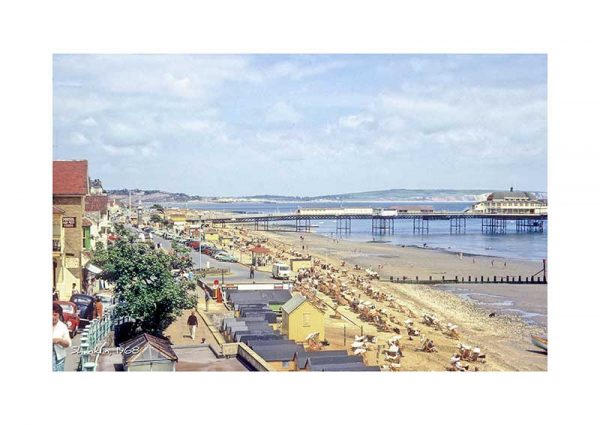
[150,213,162,223]
[91,225,197,337]
[150,204,165,213]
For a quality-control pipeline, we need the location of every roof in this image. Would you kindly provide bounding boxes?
[82,217,93,227]
[487,190,536,201]
[281,295,307,315]
[120,333,178,364]
[308,355,364,367]
[294,350,349,369]
[227,290,292,306]
[312,364,381,372]
[250,246,270,254]
[53,206,64,214]
[249,341,304,362]
[391,205,434,211]
[53,160,88,196]
[85,195,109,213]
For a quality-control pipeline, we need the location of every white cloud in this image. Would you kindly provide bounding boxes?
[266,101,302,124]
[80,116,98,127]
[338,114,375,129]
[68,132,91,146]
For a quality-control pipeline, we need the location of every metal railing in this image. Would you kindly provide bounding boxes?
[77,309,116,372]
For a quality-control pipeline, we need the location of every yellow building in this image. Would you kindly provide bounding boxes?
[281,295,325,342]
[53,160,89,300]
[53,206,66,298]
[204,228,220,242]
[290,258,312,272]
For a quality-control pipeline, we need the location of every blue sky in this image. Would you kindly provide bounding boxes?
[53,54,547,196]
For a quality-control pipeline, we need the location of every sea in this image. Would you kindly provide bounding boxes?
[168,201,547,261]
[165,200,548,330]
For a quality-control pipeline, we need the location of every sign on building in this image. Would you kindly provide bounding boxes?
[62,217,76,228]
[65,257,80,268]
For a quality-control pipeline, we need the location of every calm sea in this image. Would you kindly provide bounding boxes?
[167,201,547,261]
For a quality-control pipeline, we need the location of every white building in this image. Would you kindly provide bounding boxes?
[469,188,547,214]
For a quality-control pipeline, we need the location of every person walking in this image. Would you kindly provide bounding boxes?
[94,296,104,320]
[52,303,71,372]
[249,265,255,279]
[187,311,198,341]
[205,291,210,312]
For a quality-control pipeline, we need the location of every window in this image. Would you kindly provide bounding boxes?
[282,361,290,368]
[303,313,311,327]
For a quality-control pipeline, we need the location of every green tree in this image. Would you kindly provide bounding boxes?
[92,225,197,337]
[150,204,165,213]
[150,213,162,224]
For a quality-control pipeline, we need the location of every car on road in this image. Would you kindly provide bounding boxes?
[57,301,80,338]
[272,263,291,279]
[69,294,96,328]
[214,252,237,262]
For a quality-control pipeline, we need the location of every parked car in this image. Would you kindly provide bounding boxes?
[69,294,96,328]
[185,240,200,251]
[214,252,237,262]
[57,301,80,338]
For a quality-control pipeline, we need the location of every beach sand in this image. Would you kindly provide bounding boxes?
[249,228,548,371]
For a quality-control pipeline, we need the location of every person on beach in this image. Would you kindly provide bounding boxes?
[187,311,198,341]
[491,260,494,267]
[52,303,71,372]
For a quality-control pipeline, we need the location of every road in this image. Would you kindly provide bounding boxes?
[150,231,280,284]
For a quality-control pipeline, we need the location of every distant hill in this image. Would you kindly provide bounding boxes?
[107,188,547,204]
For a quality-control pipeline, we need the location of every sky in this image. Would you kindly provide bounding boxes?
[53,54,547,197]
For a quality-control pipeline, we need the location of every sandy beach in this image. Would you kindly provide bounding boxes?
[245,228,548,371]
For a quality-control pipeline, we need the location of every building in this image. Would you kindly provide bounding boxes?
[281,295,325,342]
[85,194,111,248]
[245,339,305,371]
[120,333,178,372]
[391,205,434,214]
[203,228,220,242]
[469,188,548,215]
[52,206,66,297]
[53,160,89,299]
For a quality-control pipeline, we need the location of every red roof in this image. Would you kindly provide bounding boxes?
[250,246,270,254]
[53,160,89,196]
[53,206,64,214]
[85,195,109,213]
[82,217,93,227]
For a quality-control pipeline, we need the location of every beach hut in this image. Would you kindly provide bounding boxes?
[281,295,325,342]
[120,333,178,372]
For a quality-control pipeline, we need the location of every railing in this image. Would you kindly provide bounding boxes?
[77,309,116,372]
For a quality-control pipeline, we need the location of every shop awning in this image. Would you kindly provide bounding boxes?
[86,263,103,274]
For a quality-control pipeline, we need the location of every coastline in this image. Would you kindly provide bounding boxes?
[252,228,547,371]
